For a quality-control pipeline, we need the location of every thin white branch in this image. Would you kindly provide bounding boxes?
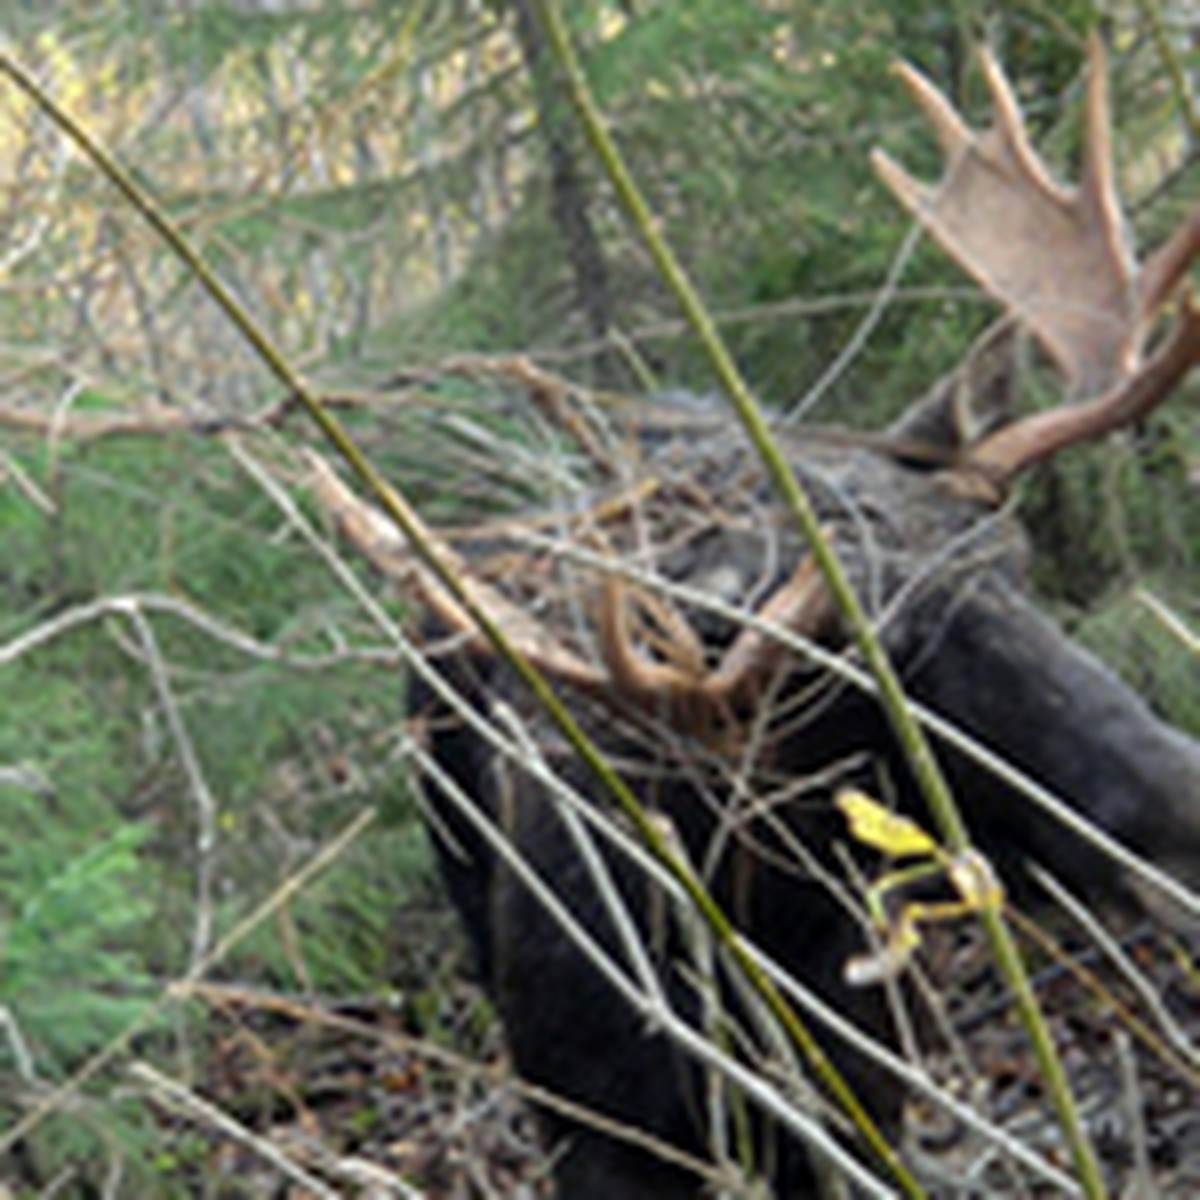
[1029,864,1199,1069]
[494,700,669,1010]
[0,590,399,673]
[786,219,928,423]
[1137,588,1200,657]
[117,599,218,970]
[128,1061,340,1199]
[412,740,894,1197]
[0,1004,39,1084]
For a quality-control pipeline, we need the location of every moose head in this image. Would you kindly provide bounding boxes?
[316,35,1200,1198]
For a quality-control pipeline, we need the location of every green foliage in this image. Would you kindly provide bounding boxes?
[1073,584,1200,736]
[2,818,153,1068]
[0,665,154,1072]
[0,432,426,1191]
[1025,404,1200,601]
[0,658,165,1191]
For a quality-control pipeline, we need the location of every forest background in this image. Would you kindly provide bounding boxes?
[0,1,1197,1194]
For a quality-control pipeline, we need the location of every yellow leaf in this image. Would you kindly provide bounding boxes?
[836,789,938,859]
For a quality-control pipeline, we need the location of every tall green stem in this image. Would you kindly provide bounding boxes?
[0,47,920,1197]
[524,4,1105,1195]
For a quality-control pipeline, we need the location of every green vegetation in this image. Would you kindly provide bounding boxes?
[0,435,425,1189]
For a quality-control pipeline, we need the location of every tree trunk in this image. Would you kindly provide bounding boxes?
[499,0,617,375]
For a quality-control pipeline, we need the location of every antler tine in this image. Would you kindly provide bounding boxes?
[595,580,705,720]
[874,38,1138,396]
[598,552,835,734]
[311,450,835,733]
[306,451,608,694]
[705,554,833,708]
[1079,33,1125,259]
[887,61,972,162]
[976,45,1068,206]
[974,296,1200,477]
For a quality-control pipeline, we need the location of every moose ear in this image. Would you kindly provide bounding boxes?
[887,321,1026,455]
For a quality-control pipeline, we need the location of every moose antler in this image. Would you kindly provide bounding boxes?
[308,448,835,735]
[874,35,1200,479]
[306,450,610,693]
[319,38,1199,736]
[598,554,833,733]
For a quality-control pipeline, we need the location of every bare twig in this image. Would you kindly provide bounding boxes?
[0,1005,39,1084]
[128,1062,343,1199]
[0,591,398,674]
[118,601,218,969]
[1027,866,1200,1073]
[1136,588,1200,657]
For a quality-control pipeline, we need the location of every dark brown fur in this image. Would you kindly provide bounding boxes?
[412,402,1200,1195]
